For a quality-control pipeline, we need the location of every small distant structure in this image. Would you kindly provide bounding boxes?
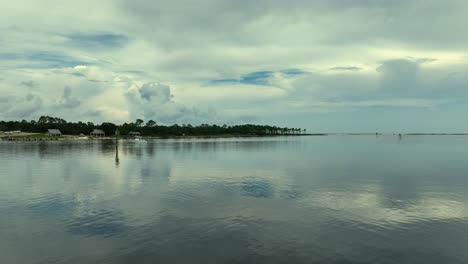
[90,129,105,137]
[48,129,62,136]
[128,131,141,136]
[5,130,21,135]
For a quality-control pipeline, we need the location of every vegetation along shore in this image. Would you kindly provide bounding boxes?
[0,116,315,140]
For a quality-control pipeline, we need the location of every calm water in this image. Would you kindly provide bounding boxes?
[1,136,468,263]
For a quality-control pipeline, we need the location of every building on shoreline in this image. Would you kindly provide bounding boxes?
[90,129,105,137]
[47,129,62,136]
[128,131,141,136]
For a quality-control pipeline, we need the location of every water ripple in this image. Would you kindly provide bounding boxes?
[65,208,129,237]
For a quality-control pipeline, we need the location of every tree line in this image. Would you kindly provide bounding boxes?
[0,116,307,136]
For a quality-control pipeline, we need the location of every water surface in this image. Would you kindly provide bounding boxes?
[1,136,468,263]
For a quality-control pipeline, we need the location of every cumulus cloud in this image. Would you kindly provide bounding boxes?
[127,82,217,124]
[138,82,172,102]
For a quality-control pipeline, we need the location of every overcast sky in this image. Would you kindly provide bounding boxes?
[1,0,467,132]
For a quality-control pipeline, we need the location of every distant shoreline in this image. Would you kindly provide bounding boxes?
[329,133,468,136]
[0,133,327,141]
[3,132,468,142]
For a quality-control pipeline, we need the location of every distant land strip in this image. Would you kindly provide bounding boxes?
[0,115,311,138]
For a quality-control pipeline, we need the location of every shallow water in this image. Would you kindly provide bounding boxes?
[1,136,468,263]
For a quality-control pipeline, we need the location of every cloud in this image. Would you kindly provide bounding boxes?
[413,57,438,64]
[127,82,217,124]
[59,86,81,108]
[328,66,362,71]
[20,80,36,88]
[376,59,425,95]
[0,94,43,119]
[138,82,172,102]
[0,51,92,69]
[64,33,128,50]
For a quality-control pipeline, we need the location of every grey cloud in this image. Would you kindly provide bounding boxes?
[377,59,420,93]
[207,55,467,115]
[139,82,172,102]
[412,58,438,64]
[0,52,21,60]
[64,33,128,50]
[0,96,13,112]
[226,115,257,124]
[0,96,12,103]
[60,86,81,108]
[63,86,72,98]
[120,0,468,50]
[86,79,103,83]
[0,51,91,69]
[125,70,146,75]
[310,1,468,49]
[282,57,468,111]
[329,66,362,71]
[71,72,86,77]
[377,59,420,76]
[21,80,36,88]
[85,110,102,117]
[0,94,43,119]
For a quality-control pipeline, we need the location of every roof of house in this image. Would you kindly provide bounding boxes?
[129,131,141,135]
[91,129,105,134]
[47,129,62,134]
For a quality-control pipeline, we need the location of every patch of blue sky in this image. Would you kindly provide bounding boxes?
[211,69,308,86]
[0,51,91,69]
[27,52,90,67]
[240,71,274,85]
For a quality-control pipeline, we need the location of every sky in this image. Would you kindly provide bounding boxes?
[0,0,468,133]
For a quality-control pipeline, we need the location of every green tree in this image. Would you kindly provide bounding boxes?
[135,119,144,127]
[99,122,117,136]
[38,116,47,123]
[145,120,157,127]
